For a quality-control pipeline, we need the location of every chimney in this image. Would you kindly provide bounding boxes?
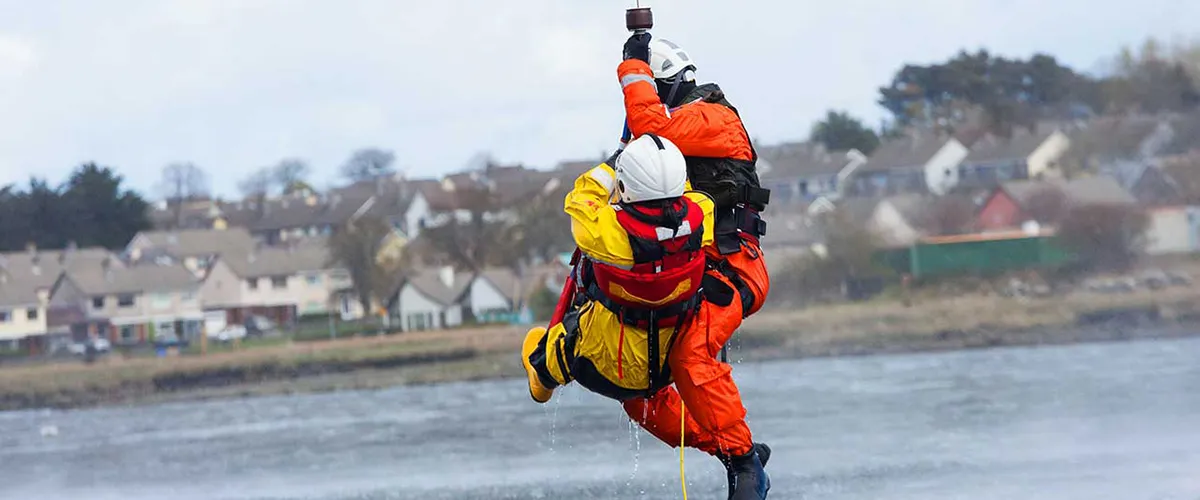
[101,256,113,282]
[439,266,454,288]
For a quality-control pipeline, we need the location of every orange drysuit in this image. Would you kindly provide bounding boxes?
[617,59,772,457]
[618,59,771,317]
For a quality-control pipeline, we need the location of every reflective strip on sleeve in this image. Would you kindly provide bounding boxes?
[620,73,655,88]
[588,166,615,192]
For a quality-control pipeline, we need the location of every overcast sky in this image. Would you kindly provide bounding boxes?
[1,0,1197,198]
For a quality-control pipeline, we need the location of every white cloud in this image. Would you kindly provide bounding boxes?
[0,34,35,78]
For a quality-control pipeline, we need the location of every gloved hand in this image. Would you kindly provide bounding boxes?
[623,32,652,63]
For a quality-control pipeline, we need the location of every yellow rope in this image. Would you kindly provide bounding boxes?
[680,399,688,499]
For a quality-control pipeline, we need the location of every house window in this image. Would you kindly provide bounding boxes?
[271,276,289,290]
[118,294,135,307]
[181,291,196,302]
[119,325,137,343]
[799,180,809,196]
[407,313,429,331]
[247,278,259,290]
[92,296,106,309]
[26,308,38,320]
[151,293,171,310]
[306,274,321,286]
[0,310,9,323]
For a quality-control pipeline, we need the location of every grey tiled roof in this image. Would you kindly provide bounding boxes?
[999,176,1136,207]
[0,248,119,307]
[758,142,859,179]
[403,268,473,306]
[66,261,198,295]
[865,132,956,171]
[132,228,256,258]
[220,239,336,278]
[964,127,1060,164]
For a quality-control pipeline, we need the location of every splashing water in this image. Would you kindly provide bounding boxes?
[546,393,562,451]
[625,418,641,487]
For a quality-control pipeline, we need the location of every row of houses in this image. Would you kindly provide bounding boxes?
[757,113,1198,204]
[0,226,564,355]
[156,161,591,247]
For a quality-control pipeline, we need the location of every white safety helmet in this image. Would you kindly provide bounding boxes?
[649,38,696,83]
[614,134,688,204]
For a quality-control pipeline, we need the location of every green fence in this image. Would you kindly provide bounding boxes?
[877,234,1073,279]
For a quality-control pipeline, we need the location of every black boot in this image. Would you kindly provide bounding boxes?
[720,444,771,499]
[753,442,772,468]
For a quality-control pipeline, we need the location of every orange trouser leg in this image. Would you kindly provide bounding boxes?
[623,386,722,453]
[670,294,754,456]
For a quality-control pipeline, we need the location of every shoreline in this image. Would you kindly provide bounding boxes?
[3,290,1200,412]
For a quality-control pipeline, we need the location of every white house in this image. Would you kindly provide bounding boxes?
[1145,206,1200,255]
[389,267,473,332]
[468,268,523,323]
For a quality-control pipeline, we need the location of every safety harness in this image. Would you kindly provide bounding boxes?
[673,88,772,255]
[583,193,707,397]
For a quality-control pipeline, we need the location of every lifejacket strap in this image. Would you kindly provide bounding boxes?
[557,309,584,384]
[584,281,702,326]
[741,185,771,210]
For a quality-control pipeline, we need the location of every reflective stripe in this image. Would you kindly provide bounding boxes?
[587,166,615,192]
[620,73,655,88]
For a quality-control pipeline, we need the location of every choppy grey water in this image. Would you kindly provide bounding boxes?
[2,337,1199,500]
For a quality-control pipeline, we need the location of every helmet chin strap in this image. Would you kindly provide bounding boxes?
[660,76,685,108]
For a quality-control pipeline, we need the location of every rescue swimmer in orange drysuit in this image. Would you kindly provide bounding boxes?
[521,133,771,499]
[622,32,776,495]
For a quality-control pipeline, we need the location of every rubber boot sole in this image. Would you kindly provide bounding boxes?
[522,327,553,404]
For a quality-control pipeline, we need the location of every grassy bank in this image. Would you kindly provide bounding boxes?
[3,286,1200,411]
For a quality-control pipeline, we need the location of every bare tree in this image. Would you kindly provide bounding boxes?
[159,162,210,229]
[1024,186,1069,224]
[418,182,517,270]
[926,196,977,236]
[1057,203,1149,271]
[341,148,396,182]
[237,168,273,198]
[272,158,313,195]
[327,214,401,320]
